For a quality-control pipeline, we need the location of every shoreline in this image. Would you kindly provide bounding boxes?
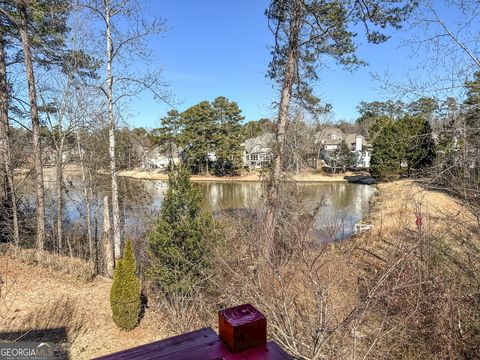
[116,169,366,183]
[15,166,374,184]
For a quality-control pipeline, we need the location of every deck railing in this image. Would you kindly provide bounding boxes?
[95,303,292,359]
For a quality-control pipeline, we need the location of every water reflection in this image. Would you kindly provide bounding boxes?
[145,181,375,239]
[18,175,375,241]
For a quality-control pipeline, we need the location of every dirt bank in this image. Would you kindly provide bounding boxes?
[0,253,169,359]
[15,165,365,183]
[357,179,479,258]
[117,169,353,183]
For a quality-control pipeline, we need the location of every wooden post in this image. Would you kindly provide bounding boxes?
[218,303,267,353]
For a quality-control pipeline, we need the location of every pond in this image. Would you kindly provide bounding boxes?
[19,175,376,242]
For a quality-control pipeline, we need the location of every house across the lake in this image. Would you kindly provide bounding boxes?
[142,145,182,170]
[243,132,275,169]
[344,134,372,169]
[315,127,372,169]
[315,126,346,152]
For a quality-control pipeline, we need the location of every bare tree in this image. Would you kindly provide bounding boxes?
[390,0,480,98]
[83,0,169,262]
[284,110,318,173]
[39,77,81,256]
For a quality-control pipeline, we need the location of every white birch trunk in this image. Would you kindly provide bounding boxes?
[103,195,114,277]
[105,1,122,260]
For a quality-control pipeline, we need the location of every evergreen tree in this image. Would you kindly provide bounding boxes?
[179,97,245,176]
[331,141,355,173]
[408,97,438,118]
[154,109,182,171]
[464,71,480,150]
[263,0,414,250]
[147,168,217,296]
[397,115,436,174]
[356,100,405,139]
[370,122,403,178]
[211,96,244,176]
[180,101,216,174]
[242,118,275,139]
[371,114,436,178]
[110,240,141,331]
[0,0,71,251]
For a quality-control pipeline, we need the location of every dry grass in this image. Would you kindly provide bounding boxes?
[367,180,476,234]
[359,179,480,264]
[1,245,93,280]
[0,253,169,360]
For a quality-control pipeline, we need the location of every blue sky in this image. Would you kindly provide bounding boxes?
[128,0,473,129]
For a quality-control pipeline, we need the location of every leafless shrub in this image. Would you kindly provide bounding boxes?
[23,297,86,343]
[202,182,480,359]
[139,178,479,358]
[207,186,365,359]
[350,189,480,359]
[0,255,16,328]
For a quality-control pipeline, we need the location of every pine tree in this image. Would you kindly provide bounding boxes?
[211,96,244,176]
[0,0,71,251]
[356,100,405,138]
[0,19,18,245]
[331,141,354,173]
[398,115,436,174]
[180,101,216,174]
[464,72,480,151]
[179,97,245,176]
[147,168,217,296]
[242,118,275,139]
[370,122,402,178]
[264,0,414,249]
[110,239,141,331]
[154,109,181,171]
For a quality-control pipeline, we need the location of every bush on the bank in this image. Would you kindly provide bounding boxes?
[110,240,141,331]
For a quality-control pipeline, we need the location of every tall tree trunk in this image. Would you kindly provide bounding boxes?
[55,139,64,253]
[88,171,95,270]
[169,142,174,172]
[105,2,122,260]
[265,2,301,253]
[103,195,114,277]
[18,3,45,251]
[77,132,95,272]
[0,26,19,246]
